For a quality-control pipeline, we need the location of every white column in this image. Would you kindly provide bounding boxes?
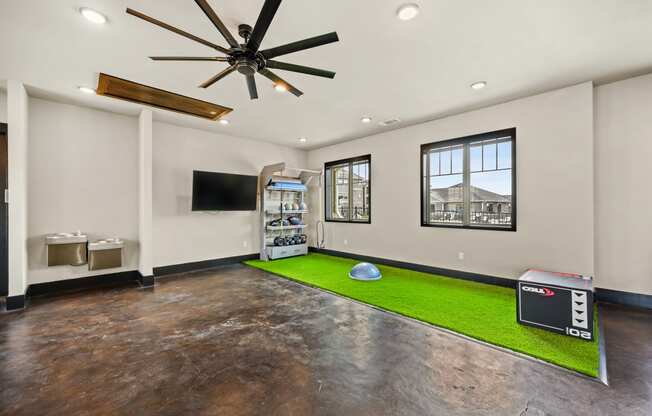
[138,109,153,279]
[7,80,28,299]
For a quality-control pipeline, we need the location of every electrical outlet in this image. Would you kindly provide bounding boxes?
[458,252,465,260]
[343,239,348,246]
[243,241,248,248]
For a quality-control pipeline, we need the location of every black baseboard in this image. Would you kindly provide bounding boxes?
[309,247,652,310]
[26,271,140,298]
[153,253,259,277]
[138,273,155,287]
[309,247,517,288]
[6,295,25,311]
[595,288,652,310]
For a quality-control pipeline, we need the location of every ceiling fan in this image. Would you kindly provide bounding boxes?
[126,0,339,99]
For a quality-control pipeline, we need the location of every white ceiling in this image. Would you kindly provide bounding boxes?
[2,0,652,149]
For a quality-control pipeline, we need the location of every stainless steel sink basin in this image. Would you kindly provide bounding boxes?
[45,232,88,266]
[88,238,124,270]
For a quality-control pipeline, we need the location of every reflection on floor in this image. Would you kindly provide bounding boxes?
[1,264,650,415]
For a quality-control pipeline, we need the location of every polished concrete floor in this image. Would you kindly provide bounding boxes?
[1,264,650,416]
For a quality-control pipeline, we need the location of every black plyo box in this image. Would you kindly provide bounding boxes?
[517,269,594,341]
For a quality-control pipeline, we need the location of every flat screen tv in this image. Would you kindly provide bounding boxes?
[192,170,258,211]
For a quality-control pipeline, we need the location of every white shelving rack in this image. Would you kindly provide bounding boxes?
[259,163,321,261]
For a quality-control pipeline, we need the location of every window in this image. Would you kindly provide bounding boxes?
[325,155,371,223]
[421,128,516,231]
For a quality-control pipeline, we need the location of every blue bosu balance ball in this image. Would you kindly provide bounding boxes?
[349,262,382,281]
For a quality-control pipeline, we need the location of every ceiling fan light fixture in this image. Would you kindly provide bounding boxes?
[80,7,107,24]
[219,119,230,125]
[471,81,487,90]
[396,3,420,21]
[274,84,288,92]
[298,137,307,143]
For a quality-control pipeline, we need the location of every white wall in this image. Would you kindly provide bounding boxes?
[7,81,29,296]
[0,91,7,124]
[138,109,153,277]
[308,83,595,281]
[15,75,652,297]
[595,74,652,295]
[27,98,139,284]
[153,122,307,267]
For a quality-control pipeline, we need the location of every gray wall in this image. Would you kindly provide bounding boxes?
[594,74,652,295]
[16,73,652,297]
[308,83,595,282]
[25,98,308,283]
[152,122,307,268]
[27,98,140,284]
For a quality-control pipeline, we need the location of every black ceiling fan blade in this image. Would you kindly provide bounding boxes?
[194,0,240,48]
[265,60,335,79]
[247,0,282,52]
[246,75,259,100]
[259,68,303,97]
[199,65,237,88]
[126,8,229,54]
[150,56,230,61]
[260,32,339,59]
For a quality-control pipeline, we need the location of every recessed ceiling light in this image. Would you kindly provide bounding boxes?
[361,116,372,123]
[219,119,230,125]
[78,86,95,94]
[274,84,287,92]
[471,81,487,90]
[397,3,420,21]
[80,7,107,25]
[298,137,307,143]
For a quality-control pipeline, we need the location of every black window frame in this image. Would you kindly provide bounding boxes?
[324,154,371,224]
[420,128,516,232]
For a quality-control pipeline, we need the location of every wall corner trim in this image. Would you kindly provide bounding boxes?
[137,272,155,288]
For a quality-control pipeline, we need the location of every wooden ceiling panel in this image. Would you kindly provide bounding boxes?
[96,73,232,121]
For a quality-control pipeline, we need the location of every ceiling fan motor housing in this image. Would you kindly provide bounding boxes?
[236,59,259,75]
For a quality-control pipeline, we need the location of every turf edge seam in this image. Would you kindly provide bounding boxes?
[597,308,609,386]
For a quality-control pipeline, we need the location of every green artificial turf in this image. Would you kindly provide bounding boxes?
[245,253,599,377]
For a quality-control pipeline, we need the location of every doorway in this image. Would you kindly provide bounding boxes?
[1,123,7,296]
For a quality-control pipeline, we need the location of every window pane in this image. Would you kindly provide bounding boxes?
[440,150,451,174]
[327,164,349,220]
[470,144,482,172]
[422,132,514,230]
[483,142,496,171]
[497,141,512,169]
[351,161,370,221]
[325,156,371,223]
[325,166,333,219]
[451,147,463,174]
[428,174,464,224]
[470,170,512,226]
[429,151,440,176]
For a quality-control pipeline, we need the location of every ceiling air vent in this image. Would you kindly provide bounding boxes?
[379,118,401,127]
